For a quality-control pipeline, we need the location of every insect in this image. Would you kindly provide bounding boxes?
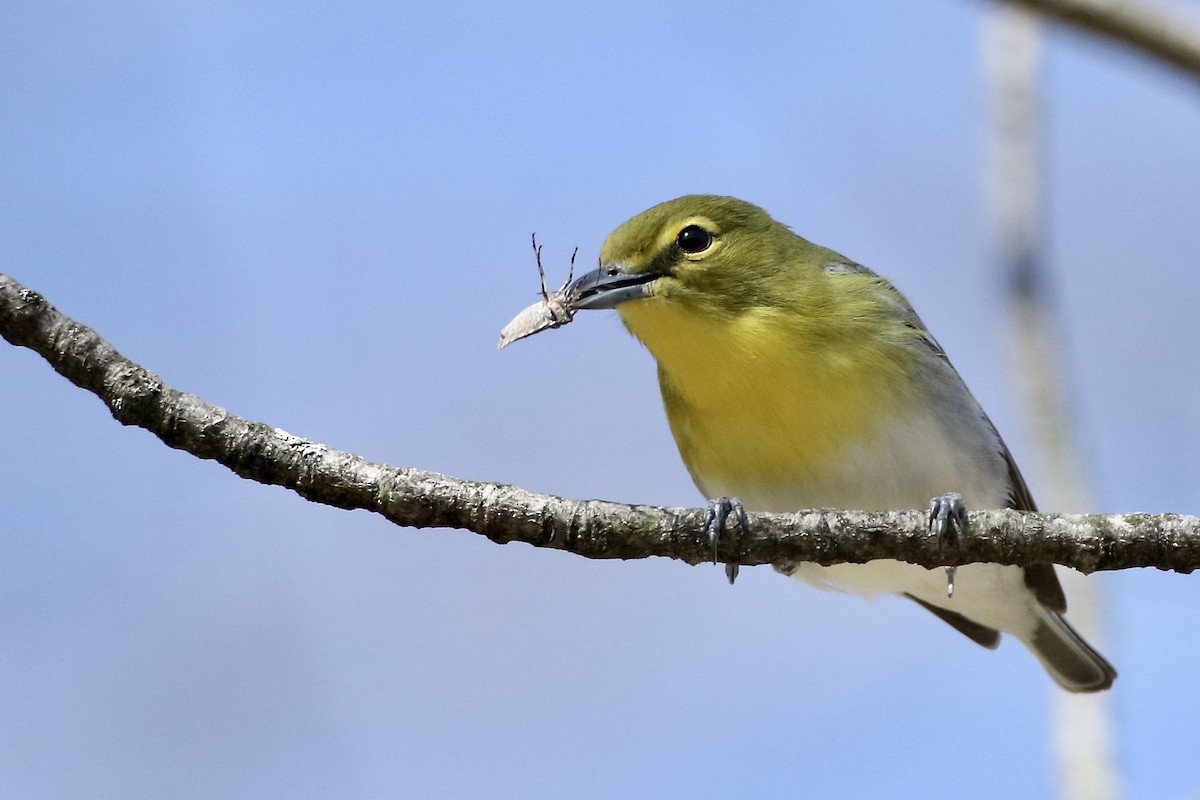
[497,234,579,350]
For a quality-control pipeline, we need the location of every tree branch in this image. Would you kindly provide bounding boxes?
[998,0,1200,80]
[2,273,1198,574]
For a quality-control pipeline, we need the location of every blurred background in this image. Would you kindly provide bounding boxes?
[2,1,1198,797]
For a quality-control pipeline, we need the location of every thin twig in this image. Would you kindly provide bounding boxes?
[999,0,1200,81]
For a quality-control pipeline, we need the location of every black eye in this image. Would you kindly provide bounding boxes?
[676,225,713,254]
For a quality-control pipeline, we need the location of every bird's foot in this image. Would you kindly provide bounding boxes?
[928,492,968,598]
[703,496,748,585]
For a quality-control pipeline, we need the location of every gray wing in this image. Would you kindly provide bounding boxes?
[825,257,1066,612]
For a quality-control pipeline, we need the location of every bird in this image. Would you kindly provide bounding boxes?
[565,194,1115,692]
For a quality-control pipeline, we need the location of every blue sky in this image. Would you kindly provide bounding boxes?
[3,1,1199,798]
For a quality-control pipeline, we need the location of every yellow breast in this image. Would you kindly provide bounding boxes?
[618,299,920,504]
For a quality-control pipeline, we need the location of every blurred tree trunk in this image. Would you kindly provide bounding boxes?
[985,7,1123,799]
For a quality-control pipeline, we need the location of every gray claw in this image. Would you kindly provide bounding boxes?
[703,497,747,585]
[928,492,968,598]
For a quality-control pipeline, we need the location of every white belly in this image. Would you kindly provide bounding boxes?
[694,399,1039,636]
[788,559,1042,638]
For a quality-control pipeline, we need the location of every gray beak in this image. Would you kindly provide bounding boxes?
[567,264,662,310]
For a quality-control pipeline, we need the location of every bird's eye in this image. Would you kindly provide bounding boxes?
[676,225,713,254]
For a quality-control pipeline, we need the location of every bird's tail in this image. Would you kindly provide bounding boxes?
[1020,608,1117,693]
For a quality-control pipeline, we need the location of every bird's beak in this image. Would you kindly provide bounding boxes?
[567,264,662,310]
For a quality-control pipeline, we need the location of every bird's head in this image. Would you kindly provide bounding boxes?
[568,195,826,318]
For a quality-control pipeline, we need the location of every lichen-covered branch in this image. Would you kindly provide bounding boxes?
[2,273,1198,574]
[998,0,1200,80]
